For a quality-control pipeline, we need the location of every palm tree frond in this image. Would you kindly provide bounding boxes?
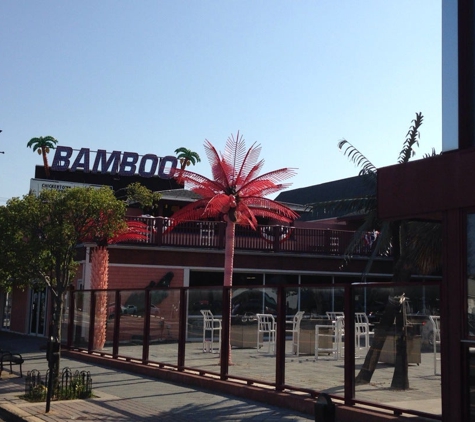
[422,148,440,159]
[235,142,262,185]
[338,140,377,175]
[222,132,247,185]
[397,112,423,164]
[204,140,233,188]
[308,195,376,220]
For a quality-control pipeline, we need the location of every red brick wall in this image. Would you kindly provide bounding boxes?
[108,266,184,290]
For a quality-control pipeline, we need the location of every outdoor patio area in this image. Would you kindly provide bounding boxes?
[86,326,441,417]
[67,282,442,419]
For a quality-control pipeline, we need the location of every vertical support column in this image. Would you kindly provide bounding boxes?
[220,286,231,380]
[457,0,475,149]
[441,209,465,421]
[275,284,286,390]
[177,288,187,370]
[142,289,151,363]
[112,290,121,358]
[344,284,355,404]
[88,291,96,354]
[67,285,75,349]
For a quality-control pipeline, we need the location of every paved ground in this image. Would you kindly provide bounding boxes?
[0,331,315,422]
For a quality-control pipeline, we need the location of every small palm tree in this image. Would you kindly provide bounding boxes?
[174,147,201,170]
[169,132,299,362]
[27,136,58,178]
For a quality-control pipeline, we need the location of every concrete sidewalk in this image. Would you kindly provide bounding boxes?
[0,332,314,421]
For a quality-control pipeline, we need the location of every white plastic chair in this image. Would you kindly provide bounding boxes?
[257,314,276,354]
[200,310,222,353]
[199,222,213,246]
[286,311,305,356]
[429,315,441,375]
[355,312,371,354]
[315,316,344,360]
[326,311,344,322]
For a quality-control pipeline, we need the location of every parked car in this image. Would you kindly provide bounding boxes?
[124,304,137,315]
[108,303,126,319]
[150,305,161,316]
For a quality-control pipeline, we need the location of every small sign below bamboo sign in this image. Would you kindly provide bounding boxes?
[51,145,178,179]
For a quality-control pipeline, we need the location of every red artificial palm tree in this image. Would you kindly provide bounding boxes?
[170,132,299,285]
[169,132,299,361]
[87,219,149,349]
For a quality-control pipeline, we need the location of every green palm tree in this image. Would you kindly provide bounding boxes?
[174,147,201,170]
[27,136,58,178]
[310,113,442,388]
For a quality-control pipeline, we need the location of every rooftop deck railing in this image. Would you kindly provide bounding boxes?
[125,216,384,256]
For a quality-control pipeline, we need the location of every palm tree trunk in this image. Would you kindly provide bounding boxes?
[42,148,50,178]
[223,219,235,364]
[355,295,401,384]
[223,221,235,287]
[90,246,109,350]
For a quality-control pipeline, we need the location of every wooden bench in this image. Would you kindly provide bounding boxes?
[0,350,24,377]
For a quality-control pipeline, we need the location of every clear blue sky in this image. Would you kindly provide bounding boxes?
[0,1,441,204]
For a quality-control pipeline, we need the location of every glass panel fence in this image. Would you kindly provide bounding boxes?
[112,289,145,358]
[147,288,181,366]
[353,284,441,417]
[69,281,441,420]
[72,290,90,348]
[227,287,277,384]
[88,290,108,352]
[283,286,345,394]
[60,290,69,343]
[185,288,223,372]
[102,291,117,350]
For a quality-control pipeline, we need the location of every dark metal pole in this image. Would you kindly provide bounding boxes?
[142,289,152,363]
[177,288,187,370]
[220,286,230,379]
[275,284,286,391]
[344,283,355,404]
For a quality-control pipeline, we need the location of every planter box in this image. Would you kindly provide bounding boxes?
[231,324,259,348]
[379,334,421,365]
[299,326,333,356]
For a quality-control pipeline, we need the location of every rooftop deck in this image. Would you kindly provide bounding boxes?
[125,216,384,256]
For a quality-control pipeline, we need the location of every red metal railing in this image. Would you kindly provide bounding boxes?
[124,217,382,256]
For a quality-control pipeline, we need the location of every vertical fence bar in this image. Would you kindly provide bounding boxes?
[88,291,96,354]
[220,286,231,380]
[142,289,151,363]
[275,284,286,391]
[344,283,355,404]
[67,285,75,349]
[112,290,121,358]
[177,288,187,370]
